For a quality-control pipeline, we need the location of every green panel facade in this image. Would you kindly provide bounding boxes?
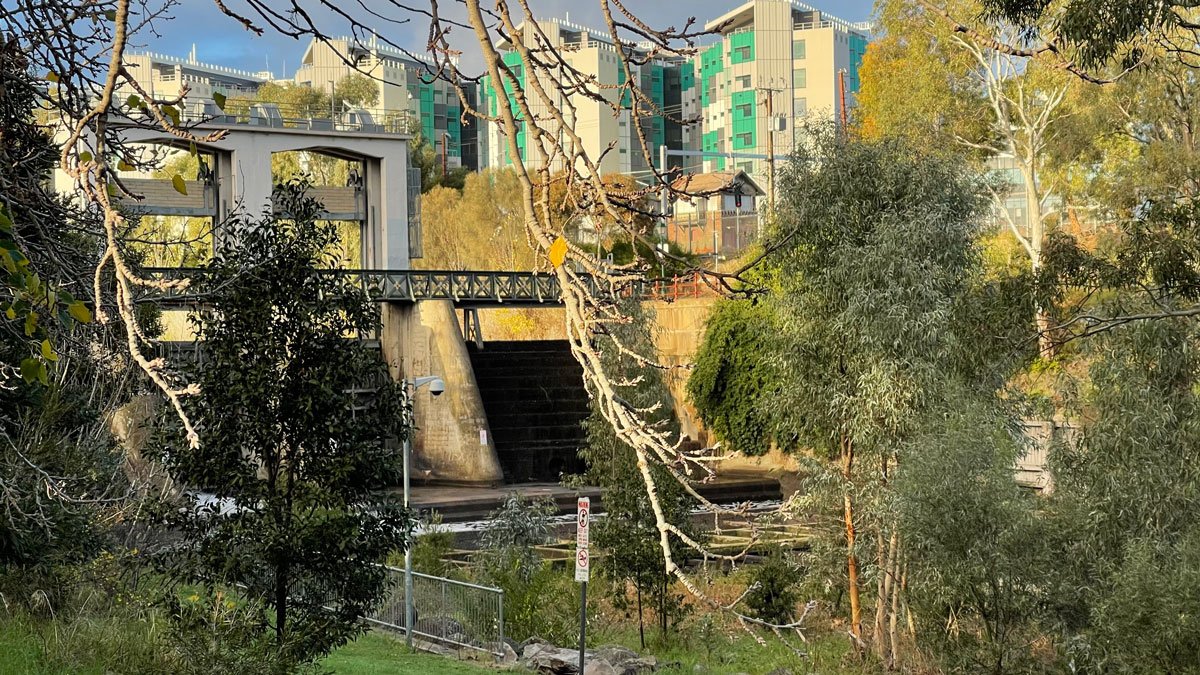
[701,130,725,171]
[484,51,527,164]
[730,90,756,150]
[699,43,723,108]
[681,61,694,91]
[729,30,755,64]
[418,82,435,143]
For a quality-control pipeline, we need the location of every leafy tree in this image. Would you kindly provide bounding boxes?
[688,294,786,455]
[227,81,329,120]
[975,0,1196,70]
[896,398,1050,673]
[689,128,1029,662]
[0,34,126,593]
[860,1,1088,356]
[332,73,379,109]
[1040,316,1200,672]
[856,0,990,153]
[414,169,537,271]
[475,494,581,644]
[744,550,801,626]
[149,181,411,670]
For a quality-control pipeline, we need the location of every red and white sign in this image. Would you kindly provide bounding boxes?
[575,497,590,582]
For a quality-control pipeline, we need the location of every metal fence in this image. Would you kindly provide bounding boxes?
[367,566,505,657]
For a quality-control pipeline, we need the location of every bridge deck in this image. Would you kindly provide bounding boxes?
[145,268,632,308]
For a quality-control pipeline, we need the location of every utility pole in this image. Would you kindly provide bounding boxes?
[441,131,450,178]
[838,69,848,131]
[757,85,783,208]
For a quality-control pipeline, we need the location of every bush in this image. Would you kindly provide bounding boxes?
[474,494,581,643]
[409,511,456,578]
[744,551,800,626]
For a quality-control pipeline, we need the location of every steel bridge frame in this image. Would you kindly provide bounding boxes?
[143,268,630,308]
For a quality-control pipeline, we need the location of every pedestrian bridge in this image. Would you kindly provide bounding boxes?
[143,268,715,308]
[144,267,627,308]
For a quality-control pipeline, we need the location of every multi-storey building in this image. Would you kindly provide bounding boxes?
[479,4,870,180]
[480,17,690,175]
[121,49,268,107]
[687,0,869,174]
[294,36,473,169]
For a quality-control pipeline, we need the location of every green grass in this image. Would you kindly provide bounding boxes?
[324,631,511,674]
[587,622,860,675]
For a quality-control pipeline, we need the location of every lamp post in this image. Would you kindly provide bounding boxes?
[403,375,445,649]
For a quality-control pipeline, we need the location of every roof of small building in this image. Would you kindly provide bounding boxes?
[670,170,765,197]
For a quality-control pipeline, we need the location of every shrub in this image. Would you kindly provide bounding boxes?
[745,551,800,626]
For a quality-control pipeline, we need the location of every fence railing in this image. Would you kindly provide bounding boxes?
[367,566,505,657]
[667,210,761,256]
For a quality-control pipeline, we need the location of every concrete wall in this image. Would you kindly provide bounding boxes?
[649,296,800,476]
[649,298,715,446]
[381,301,504,485]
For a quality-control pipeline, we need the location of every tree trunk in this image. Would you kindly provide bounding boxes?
[275,561,289,644]
[873,529,888,660]
[888,552,901,670]
[659,571,668,636]
[1020,151,1053,358]
[841,434,863,645]
[637,583,645,649]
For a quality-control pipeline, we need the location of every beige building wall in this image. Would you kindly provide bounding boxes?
[121,52,266,108]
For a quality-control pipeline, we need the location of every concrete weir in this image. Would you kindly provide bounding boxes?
[381,301,504,486]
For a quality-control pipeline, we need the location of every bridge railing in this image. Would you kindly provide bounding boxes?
[143,267,724,306]
[367,566,505,657]
[141,267,639,307]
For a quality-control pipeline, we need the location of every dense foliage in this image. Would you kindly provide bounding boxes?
[475,494,582,644]
[0,36,129,593]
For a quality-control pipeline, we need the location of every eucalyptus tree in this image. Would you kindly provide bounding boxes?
[691,128,1033,660]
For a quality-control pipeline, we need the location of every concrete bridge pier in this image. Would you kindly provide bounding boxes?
[380,301,503,486]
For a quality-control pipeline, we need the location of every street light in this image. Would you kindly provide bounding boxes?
[403,375,444,649]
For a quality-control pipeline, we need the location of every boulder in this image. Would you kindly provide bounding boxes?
[584,659,619,675]
[520,635,550,653]
[479,641,519,666]
[521,642,583,674]
[619,657,659,674]
[595,645,639,665]
[498,641,520,666]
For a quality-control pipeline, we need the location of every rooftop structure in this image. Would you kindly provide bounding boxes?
[294,36,476,170]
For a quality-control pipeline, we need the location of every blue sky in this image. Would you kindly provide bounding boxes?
[132,0,876,78]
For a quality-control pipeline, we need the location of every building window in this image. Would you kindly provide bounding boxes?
[793,68,807,89]
[794,97,808,117]
[793,40,806,59]
[733,45,751,61]
[737,75,752,89]
[736,132,753,146]
[735,103,752,118]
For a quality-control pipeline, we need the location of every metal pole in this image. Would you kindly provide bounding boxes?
[403,379,414,650]
[578,582,587,673]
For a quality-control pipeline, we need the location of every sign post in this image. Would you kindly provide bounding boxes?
[575,497,590,673]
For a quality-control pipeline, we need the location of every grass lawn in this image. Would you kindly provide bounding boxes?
[324,631,511,674]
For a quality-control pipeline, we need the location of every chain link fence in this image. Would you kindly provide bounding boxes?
[367,566,505,657]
